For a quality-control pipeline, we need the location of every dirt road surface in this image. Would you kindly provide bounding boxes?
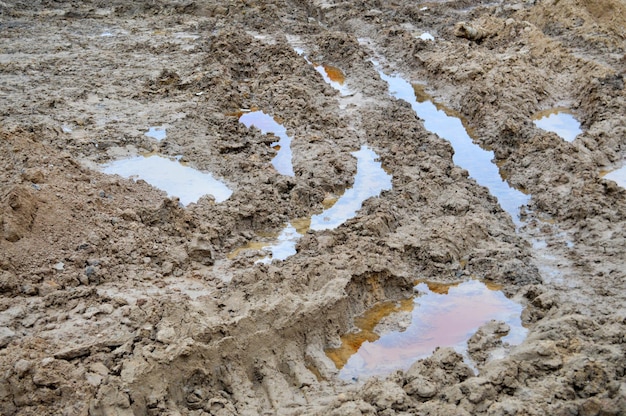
[1,0,625,415]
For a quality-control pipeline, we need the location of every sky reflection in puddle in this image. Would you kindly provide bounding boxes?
[101,155,232,205]
[145,126,167,141]
[311,146,392,230]
[603,165,626,188]
[239,110,294,176]
[232,146,392,263]
[327,280,526,380]
[532,109,582,142]
[378,70,530,223]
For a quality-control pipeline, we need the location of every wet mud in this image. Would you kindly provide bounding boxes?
[0,0,625,415]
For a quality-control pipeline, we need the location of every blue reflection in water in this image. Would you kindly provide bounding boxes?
[102,155,232,205]
[379,71,530,224]
[239,111,294,176]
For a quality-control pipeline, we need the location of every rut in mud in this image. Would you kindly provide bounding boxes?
[0,0,625,415]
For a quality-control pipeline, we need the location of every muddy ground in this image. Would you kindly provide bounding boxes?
[0,0,625,415]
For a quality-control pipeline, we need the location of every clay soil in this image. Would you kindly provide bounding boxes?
[0,0,625,415]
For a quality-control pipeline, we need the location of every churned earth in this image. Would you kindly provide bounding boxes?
[0,0,624,415]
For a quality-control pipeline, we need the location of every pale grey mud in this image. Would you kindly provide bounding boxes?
[0,1,625,415]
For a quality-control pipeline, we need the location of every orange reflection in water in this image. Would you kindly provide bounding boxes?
[327,280,526,380]
[322,64,346,85]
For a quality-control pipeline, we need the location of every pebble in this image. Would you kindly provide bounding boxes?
[99,303,114,314]
[156,326,176,344]
[83,306,101,319]
[14,359,32,377]
[0,326,16,347]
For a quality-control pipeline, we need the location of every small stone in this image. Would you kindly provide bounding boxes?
[83,306,100,319]
[156,326,176,344]
[33,367,62,387]
[54,345,91,360]
[38,280,60,296]
[86,372,104,387]
[162,261,174,275]
[14,359,31,377]
[21,168,45,184]
[187,236,215,266]
[21,284,38,296]
[53,262,65,271]
[89,362,110,376]
[85,266,96,277]
[99,304,114,314]
[0,326,16,348]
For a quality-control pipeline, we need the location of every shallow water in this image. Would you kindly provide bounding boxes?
[294,47,351,96]
[232,146,392,262]
[101,155,232,205]
[379,71,530,223]
[603,165,626,188]
[239,111,294,176]
[145,126,167,141]
[326,280,526,380]
[313,63,351,96]
[310,146,392,230]
[532,109,582,142]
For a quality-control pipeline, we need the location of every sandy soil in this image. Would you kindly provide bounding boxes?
[0,0,625,415]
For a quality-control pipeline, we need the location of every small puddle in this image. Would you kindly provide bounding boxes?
[101,155,232,205]
[418,32,435,41]
[295,48,351,96]
[326,280,526,380]
[378,70,530,223]
[310,146,392,230]
[602,165,626,188]
[239,110,294,176]
[145,126,167,141]
[532,108,582,142]
[231,146,392,263]
[314,63,351,96]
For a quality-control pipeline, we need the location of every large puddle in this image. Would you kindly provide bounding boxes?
[378,70,530,223]
[326,280,526,380]
[101,155,232,205]
[239,110,295,176]
[532,108,582,142]
[231,146,392,263]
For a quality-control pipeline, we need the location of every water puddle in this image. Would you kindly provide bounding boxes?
[239,110,295,176]
[378,70,530,223]
[230,146,392,263]
[310,146,392,230]
[174,32,200,40]
[294,47,351,96]
[313,63,351,96]
[145,126,167,141]
[101,155,232,206]
[326,280,526,380]
[532,108,582,142]
[602,165,626,188]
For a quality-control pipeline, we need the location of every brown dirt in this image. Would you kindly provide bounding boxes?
[0,0,624,415]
